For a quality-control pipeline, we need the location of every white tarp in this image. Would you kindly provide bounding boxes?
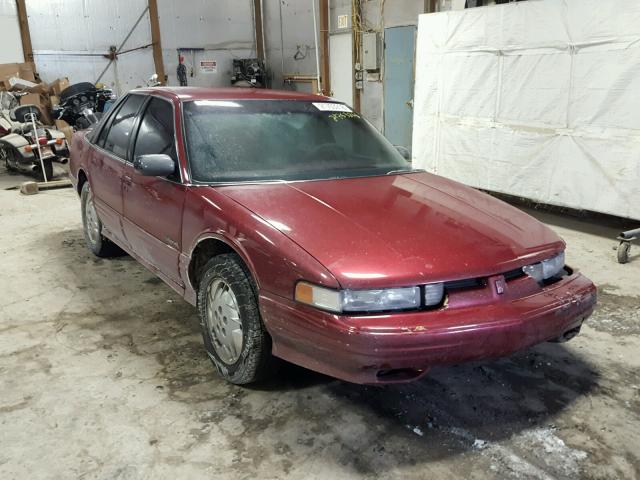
[412,0,640,220]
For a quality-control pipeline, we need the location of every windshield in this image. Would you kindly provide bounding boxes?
[183,99,412,183]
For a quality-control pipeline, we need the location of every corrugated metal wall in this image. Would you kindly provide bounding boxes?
[159,0,255,88]
[0,0,24,63]
[263,0,319,90]
[25,0,321,94]
[27,0,156,93]
[22,0,431,135]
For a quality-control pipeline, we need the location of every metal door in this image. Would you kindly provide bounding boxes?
[383,26,417,149]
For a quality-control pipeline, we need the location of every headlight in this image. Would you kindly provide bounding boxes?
[342,287,420,312]
[523,252,565,282]
[295,281,445,313]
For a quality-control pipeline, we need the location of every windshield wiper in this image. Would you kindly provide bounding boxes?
[386,168,418,175]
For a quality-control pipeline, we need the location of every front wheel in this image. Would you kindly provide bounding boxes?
[80,181,120,257]
[197,254,274,385]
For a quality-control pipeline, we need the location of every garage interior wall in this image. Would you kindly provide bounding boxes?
[25,0,156,93]
[21,0,499,131]
[22,0,321,93]
[0,0,24,63]
[159,0,255,88]
[359,0,427,132]
[412,0,640,221]
[263,0,320,91]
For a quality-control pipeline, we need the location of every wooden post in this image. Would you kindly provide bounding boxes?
[253,0,265,62]
[15,0,33,62]
[148,0,166,84]
[319,0,330,95]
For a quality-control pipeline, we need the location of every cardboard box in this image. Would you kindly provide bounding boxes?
[54,119,70,130]
[54,119,74,144]
[27,81,49,95]
[50,95,60,107]
[20,93,52,125]
[0,62,40,91]
[49,78,70,96]
[18,62,36,82]
[19,92,41,106]
[9,76,38,91]
[0,64,20,91]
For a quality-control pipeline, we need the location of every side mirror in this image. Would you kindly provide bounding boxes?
[133,154,175,177]
[394,145,411,162]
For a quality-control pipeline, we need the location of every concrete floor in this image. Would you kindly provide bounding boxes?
[0,170,639,480]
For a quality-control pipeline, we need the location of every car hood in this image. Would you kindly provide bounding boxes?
[217,172,564,289]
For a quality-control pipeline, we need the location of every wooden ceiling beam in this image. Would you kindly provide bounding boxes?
[15,0,33,62]
[148,0,166,84]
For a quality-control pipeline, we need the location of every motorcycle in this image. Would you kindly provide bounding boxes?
[52,82,114,130]
[0,103,69,181]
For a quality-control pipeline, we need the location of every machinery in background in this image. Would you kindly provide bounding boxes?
[146,74,162,87]
[231,59,266,88]
[0,103,69,181]
[52,82,114,130]
[617,228,640,264]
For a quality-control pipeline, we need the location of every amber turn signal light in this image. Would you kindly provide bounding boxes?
[294,282,314,304]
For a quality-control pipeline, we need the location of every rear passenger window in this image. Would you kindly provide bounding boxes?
[103,94,145,159]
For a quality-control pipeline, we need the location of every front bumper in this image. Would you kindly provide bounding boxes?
[259,271,597,384]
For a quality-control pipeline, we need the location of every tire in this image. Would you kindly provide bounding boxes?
[617,242,631,264]
[80,181,120,257]
[197,254,274,385]
[34,158,53,182]
[1,148,16,172]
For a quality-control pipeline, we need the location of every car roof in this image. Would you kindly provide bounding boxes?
[130,86,333,103]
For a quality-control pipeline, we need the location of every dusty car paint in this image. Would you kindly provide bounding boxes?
[69,87,596,384]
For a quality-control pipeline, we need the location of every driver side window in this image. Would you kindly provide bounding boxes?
[133,97,178,180]
[101,94,145,159]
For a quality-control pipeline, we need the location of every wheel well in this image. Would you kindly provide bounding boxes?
[188,238,239,289]
[77,169,88,195]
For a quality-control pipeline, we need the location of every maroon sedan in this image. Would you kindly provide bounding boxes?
[69,87,596,385]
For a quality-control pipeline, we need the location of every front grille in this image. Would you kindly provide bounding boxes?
[444,277,485,290]
[444,266,525,293]
[504,267,526,281]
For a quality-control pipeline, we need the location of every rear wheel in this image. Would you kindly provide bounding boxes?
[197,254,274,385]
[34,158,53,182]
[1,148,16,172]
[80,181,120,257]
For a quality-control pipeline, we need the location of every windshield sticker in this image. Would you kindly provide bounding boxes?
[313,102,352,112]
[329,112,360,122]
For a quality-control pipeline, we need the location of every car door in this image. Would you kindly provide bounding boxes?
[89,94,146,246]
[122,96,186,289]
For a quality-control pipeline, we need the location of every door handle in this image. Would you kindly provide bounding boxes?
[122,175,132,187]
